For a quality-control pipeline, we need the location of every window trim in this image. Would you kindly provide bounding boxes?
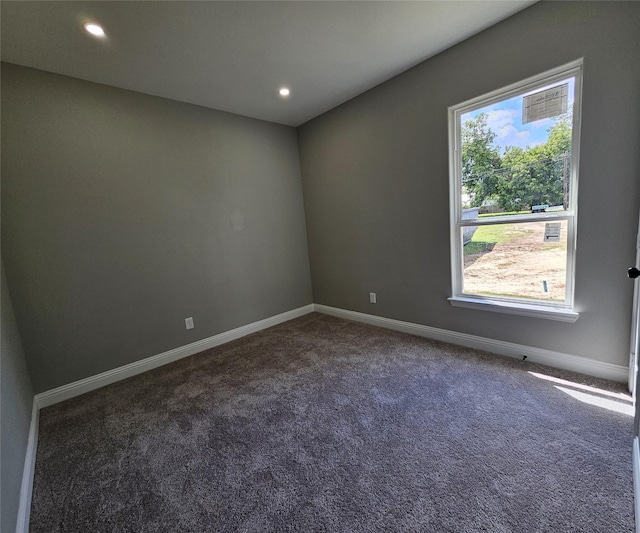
[448,59,583,321]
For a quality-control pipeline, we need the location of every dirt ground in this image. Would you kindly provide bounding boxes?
[463,221,568,301]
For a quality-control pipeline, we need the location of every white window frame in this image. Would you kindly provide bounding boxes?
[448,60,583,322]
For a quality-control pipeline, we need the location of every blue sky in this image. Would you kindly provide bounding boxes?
[462,78,575,153]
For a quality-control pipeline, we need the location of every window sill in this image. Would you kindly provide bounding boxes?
[448,296,579,323]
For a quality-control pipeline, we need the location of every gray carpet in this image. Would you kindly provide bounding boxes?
[30,313,634,532]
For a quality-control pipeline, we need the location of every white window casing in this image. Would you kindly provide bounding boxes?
[448,60,583,322]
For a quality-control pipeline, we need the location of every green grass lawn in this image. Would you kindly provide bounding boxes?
[464,240,494,255]
[478,210,530,218]
[464,223,529,256]
[463,221,567,301]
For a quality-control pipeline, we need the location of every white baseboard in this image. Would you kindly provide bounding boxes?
[15,397,39,533]
[15,301,631,533]
[313,304,628,382]
[634,437,640,533]
[34,302,627,409]
[36,304,314,408]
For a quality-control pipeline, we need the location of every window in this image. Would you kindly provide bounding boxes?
[448,60,582,322]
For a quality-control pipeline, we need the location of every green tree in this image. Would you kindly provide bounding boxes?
[500,118,571,211]
[461,113,502,207]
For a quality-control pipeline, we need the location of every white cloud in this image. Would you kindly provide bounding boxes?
[485,109,518,133]
[528,117,554,130]
[484,108,546,151]
[498,124,530,147]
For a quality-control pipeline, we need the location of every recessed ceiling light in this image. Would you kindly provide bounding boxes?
[84,23,106,38]
[279,88,290,97]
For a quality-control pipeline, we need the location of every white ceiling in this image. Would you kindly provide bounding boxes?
[1,1,536,126]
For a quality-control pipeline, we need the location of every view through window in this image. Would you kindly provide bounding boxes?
[449,61,582,314]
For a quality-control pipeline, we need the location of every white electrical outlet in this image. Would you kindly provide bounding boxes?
[369,292,377,304]
[185,317,194,330]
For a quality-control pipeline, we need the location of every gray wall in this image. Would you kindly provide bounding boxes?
[298,1,640,367]
[1,260,34,533]
[2,63,312,393]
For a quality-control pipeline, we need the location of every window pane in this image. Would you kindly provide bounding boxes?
[460,78,574,218]
[462,220,568,302]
